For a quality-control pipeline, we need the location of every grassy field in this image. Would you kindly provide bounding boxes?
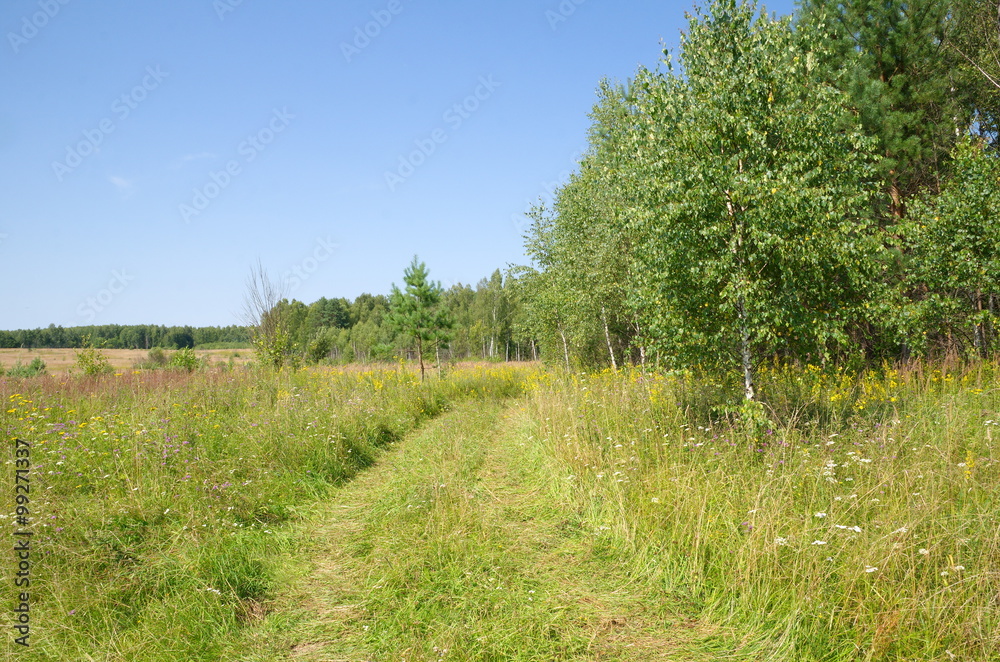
[2,360,998,660]
[0,348,253,373]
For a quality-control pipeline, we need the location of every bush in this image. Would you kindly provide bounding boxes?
[75,346,112,375]
[169,347,201,372]
[5,357,46,378]
[147,347,168,366]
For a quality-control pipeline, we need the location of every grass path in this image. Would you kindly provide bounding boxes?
[235,399,725,661]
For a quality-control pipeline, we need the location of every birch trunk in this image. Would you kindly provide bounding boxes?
[559,326,570,372]
[737,295,755,401]
[602,306,617,371]
[975,289,986,358]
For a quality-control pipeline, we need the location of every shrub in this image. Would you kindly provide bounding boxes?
[75,346,112,375]
[5,357,46,378]
[170,347,201,372]
[147,347,168,366]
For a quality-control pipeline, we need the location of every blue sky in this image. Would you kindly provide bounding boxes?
[1,0,795,329]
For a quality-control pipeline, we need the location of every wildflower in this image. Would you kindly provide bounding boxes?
[814,512,827,518]
[650,497,660,504]
[918,548,929,555]
[774,537,789,546]
[811,540,827,545]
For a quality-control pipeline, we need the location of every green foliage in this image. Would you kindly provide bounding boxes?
[512,204,577,370]
[0,324,248,350]
[948,0,1000,141]
[632,0,885,397]
[4,357,46,378]
[799,0,969,214]
[164,327,196,349]
[517,0,891,393]
[903,137,1000,355]
[170,347,201,372]
[387,256,453,380]
[75,338,113,375]
[305,327,339,364]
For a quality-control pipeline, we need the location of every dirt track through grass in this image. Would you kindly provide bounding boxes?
[250,400,720,662]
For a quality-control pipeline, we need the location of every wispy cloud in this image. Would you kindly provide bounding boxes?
[108,175,132,190]
[171,152,217,169]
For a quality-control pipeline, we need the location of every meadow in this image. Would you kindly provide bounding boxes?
[0,348,252,374]
[2,359,998,660]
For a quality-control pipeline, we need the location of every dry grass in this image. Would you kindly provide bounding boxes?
[0,347,252,373]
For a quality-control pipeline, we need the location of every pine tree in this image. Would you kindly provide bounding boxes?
[387,257,452,380]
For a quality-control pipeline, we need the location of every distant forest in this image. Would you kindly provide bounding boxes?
[0,324,247,351]
[1,269,533,363]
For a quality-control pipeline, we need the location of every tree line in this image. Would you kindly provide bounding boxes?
[510,0,1000,399]
[0,324,248,350]
[249,266,533,366]
[0,268,534,365]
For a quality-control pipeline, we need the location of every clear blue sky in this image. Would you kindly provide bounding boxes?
[1,0,795,329]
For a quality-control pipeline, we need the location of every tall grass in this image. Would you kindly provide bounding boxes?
[0,364,525,661]
[524,363,1000,660]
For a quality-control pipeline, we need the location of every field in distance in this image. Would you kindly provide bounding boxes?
[0,347,252,373]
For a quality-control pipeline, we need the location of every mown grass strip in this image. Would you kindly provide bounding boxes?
[247,400,720,662]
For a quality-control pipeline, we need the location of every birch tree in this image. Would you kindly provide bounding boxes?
[632,0,884,399]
